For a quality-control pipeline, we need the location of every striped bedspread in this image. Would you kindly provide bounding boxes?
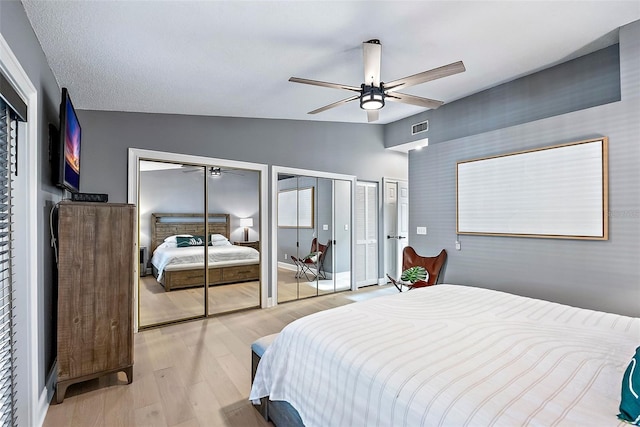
[250,285,640,426]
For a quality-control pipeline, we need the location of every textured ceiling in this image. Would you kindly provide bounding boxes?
[22,1,640,124]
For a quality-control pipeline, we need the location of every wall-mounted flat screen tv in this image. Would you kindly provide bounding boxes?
[54,87,81,193]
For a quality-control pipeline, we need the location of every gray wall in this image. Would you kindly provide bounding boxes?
[77,111,407,202]
[1,0,63,418]
[398,22,639,316]
[385,43,621,148]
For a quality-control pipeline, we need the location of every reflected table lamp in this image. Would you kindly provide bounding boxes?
[240,218,253,241]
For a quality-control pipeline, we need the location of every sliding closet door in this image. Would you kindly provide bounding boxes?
[277,174,300,302]
[207,167,261,315]
[138,160,206,327]
[277,173,353,303]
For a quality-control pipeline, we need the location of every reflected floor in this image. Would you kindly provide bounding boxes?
[277,267,351,303]
[139,275,260,327]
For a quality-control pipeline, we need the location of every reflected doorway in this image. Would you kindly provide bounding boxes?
[383,178,408,281]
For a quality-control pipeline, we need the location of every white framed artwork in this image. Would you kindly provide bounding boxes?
[457,137,608,240]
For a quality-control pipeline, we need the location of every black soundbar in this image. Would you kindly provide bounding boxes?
[71,192,109,203]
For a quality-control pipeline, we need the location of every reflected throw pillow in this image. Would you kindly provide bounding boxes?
[304,251,321,263]
[176,235,207,247]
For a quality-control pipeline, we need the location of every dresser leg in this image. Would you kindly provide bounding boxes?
[56,382,69,404]
[123,366,133,384]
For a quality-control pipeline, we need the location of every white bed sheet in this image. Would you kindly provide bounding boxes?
[250,285,639,427]
[151,244,259,281]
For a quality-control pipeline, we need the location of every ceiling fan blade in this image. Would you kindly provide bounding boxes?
[386,92,444,110]
[384,61,466,92]
[367,110,379,122]
[181,165,203,173]
[308,95,360,114]
[289,77,360,93]
[363,39,381,86]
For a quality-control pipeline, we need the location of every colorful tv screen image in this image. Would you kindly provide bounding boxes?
[63,97,81,190]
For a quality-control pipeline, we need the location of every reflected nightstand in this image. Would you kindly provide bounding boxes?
[234,240,259,251]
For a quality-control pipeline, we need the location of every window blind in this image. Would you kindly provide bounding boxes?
[0,100,17,426]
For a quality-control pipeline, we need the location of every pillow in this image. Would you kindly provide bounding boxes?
[163,234,193,243]
[619,346,640,425]
[211,240,232,247]
[210,233,228,242]
[303,251,321,263]
[155,241,176,250]
[176,235,207,247]
[400,266,429,284]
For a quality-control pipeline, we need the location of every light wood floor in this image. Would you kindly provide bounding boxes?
[140,268,352,326]
[44,284,396,427]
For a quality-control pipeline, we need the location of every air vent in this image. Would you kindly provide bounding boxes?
[411,120,429,135]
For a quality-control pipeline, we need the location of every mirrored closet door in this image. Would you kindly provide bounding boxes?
[276,172,352,303]
[207,167,261,315]
[137,160,261,329]
[138,160,206,327]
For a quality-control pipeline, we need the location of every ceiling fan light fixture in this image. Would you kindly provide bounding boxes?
[360,85,385,110]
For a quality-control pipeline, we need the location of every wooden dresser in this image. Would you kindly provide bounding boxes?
[56,201,135,403]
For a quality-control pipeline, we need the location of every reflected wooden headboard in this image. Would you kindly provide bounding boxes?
[150,213,230,252]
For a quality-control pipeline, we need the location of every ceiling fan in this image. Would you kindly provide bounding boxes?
[289,39,466,122]
[182,165,244,178]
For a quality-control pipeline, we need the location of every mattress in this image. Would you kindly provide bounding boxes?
[250,285,639,427]
[151,244,259,281]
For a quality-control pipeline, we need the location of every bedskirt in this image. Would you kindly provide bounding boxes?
[152,261,259,291]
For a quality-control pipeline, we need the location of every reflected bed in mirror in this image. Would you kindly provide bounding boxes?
[149,213,260,291]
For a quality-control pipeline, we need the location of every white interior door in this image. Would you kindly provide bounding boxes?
[398,180,409,255]
[383,179,408,280]
[355,181,378,287]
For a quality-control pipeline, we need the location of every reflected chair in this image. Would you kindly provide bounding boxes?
[291,238,330,282]
[387,247,447,292]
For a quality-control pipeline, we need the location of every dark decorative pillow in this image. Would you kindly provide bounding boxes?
[176,235,208,247]
[619,346,640,425]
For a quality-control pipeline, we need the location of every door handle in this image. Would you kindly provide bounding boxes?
[398,236,406,239]
[387,235,396,239]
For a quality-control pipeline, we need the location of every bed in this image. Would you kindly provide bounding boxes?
[149,213,259,291]
[250,284,640,426]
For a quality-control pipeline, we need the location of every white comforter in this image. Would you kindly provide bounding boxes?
[250,285,640,427]
[151,244,259,281]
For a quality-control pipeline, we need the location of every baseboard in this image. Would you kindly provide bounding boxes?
[278,261,297,271]
[35,361,57,426]
[378,277,389,286]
